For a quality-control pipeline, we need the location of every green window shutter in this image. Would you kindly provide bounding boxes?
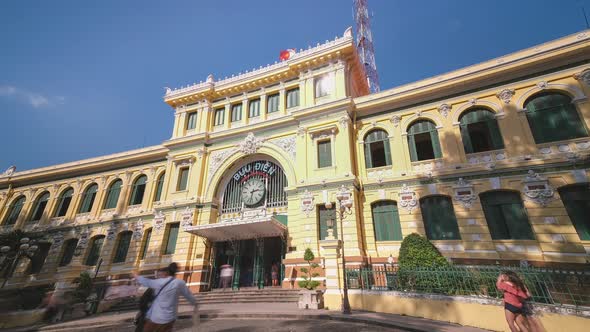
[430,130,442,159]
[420,196,460,240]
[154,174,165,202]
[318,205,337,240]
[164,223,180,255]
[79,184,98,213]
[486,119,505,149]
[560,187,590,241]
[481,191,533,240]
[267,93,279,113]
[383,138,392,166]
[287,88,299,108]
[59,239,78,267]
[113,232,132,263]
[186,112,197,130]
[56,189,73,217]
[563,103,588,138]
[140,228,152,260]
[4,196,25,225]
[85,236,104,266]
[31,192,49,221]
[460,124,474,154]
[177,168,189,191]
[364,143,373,169]
[130,176,147,205]
[104,180,122,209]
[525,93,588,143]
[249,99,260,117]
[407,134,418,162]
[372,202,402,241]
[318,140,332,168]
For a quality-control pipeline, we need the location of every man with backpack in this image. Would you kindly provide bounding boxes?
[134,262,198,332]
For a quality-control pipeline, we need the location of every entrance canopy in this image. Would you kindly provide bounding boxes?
[185,216,287,242]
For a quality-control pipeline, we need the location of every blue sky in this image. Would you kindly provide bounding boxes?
[1,0,589,172]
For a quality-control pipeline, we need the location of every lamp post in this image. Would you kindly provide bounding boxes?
[325,185,353,315]
[0,236,39,288]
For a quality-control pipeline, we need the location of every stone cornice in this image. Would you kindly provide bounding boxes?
[354,29,590,115]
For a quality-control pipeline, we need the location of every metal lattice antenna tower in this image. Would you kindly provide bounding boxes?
[353,0,380,93]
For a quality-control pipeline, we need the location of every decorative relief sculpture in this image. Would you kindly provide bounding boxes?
[181,207,194,229]
[237,132,266,155]
[398,184,418,214]
[153,210,165,233]
[269,136,296,162]
[438,104,451,118]
[537,81,548,90]
[522,170,555,206]
[297,126,307,137]
[338,115,351,130]
[574,68,590,86]
[453,178,477,209]
[133,219,144,240]
[390,115,401,127]
[496,89,515,104]
[196,148,207,159]
[48,232,65,254]
[300,190,315,217]
[106,222,119,240]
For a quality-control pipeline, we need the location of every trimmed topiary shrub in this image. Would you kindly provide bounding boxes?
[298,248,321,290]
[398,233,449,269]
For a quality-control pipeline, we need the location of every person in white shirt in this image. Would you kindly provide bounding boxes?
[219,264,234,290]
[134,263,197,332]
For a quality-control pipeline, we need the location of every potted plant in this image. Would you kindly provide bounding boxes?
[297,248,324,309]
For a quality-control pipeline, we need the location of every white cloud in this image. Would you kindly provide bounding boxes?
[0,85,63,108]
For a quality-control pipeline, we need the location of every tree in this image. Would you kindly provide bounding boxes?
[298,248,320,290]
[398,233,449,269]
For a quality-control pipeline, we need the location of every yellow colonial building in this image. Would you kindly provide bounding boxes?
[1,27,589,294]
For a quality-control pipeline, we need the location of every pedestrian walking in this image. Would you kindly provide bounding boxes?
[496,270,537,332]
[219,264,234,290]
[134,262,198,332]
[271,262,279,287]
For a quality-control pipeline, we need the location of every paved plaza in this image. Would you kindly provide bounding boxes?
[6,303,489,332]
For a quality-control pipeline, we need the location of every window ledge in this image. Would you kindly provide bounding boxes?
[315,165,336,171]
[174,189,189,194]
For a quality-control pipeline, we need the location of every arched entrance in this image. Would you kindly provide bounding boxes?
[187,158,288,290]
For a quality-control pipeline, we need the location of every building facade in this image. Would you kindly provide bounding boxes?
[1,27,589,293]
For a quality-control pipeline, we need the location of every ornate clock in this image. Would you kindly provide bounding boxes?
[241,178,265,206]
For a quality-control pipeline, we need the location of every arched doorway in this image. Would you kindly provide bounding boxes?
[187,158,288,290]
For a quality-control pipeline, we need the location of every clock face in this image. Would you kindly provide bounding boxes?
[241,178,265,206]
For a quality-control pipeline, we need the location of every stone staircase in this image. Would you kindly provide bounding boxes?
[104,287,299,313]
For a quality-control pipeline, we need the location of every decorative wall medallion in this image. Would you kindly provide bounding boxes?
[296,126,307,137]
[196,148,207,159]
[153,210,165,233]
[575,141,590,150]
[495,153,506,160]
[269,135,296,162]
[236,132,265,155]
[539,147,552,155]
[398,184,418,214]
[338,115,351,130]
[467,98,477,106]
[537,81,548,90]
[557,144,571,152]
[181,207,194,229]
[482,155,492,162]
[438,104,451,118]
[468,156,479,164]
[453,178,477,209]
[368,169,393,184]
[390,115,401,127]
[300,190,315,217]
[522,170,555,206]
[133,219,144,240]
[49,232,65,253]
[574,68,590,86]
[496,89,515,104]
[415,110,422,117]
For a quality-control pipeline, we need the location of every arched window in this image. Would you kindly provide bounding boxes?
[129,175,147,206]
[480,191,534,240]
[153,173,165,202]
[30,192,50,222]
[364,129,392,169]
[139,228,152,260]
[113,231,133,263]
[407,120,442,161]
[55,188,74,217]
[3,195,26,225]
[78,183,98,213]
[59,238,78,267]
[85,235,105,266]
[371,201,402,241]
[103,179,122,209]
[524,92,588,144]
[559,184,590,240]
[459,109,504,153]
[419,196,461,240]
